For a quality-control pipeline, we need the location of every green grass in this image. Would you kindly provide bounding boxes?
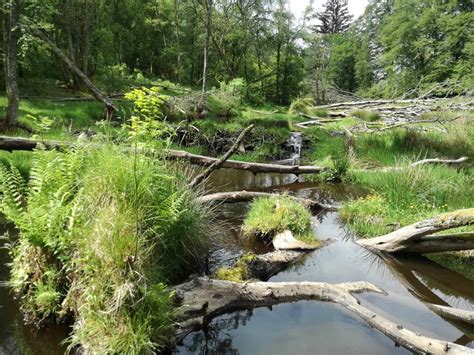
[340,165,474,238]
[1,145,213,353]
[215,253,256,283]
[352,109,381,122]
[243,195,318,244]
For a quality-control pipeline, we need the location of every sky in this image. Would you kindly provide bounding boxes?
[289,0,370,20]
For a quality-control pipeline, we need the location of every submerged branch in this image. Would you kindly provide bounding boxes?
[196,191,337,212]
[189,124,254,188]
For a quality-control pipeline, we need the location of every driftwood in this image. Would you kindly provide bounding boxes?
[0,135,326,176]
[272,230,321,251]
[247,250,311,281]
[378,254,474,343]
[358,209,474,253]
[189,125,254,188]
[428,304,474,325]
[196,191,337,212]
[173,277,473,354]
[375,157,470,172]
[168,150,326,175]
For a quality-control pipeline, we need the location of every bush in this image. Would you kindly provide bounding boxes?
[243,195,317,243]
[1,145,212,353]
[289,97,315,115]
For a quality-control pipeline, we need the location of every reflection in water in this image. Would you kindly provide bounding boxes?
[177,168,474,354]
[1,167,473,353]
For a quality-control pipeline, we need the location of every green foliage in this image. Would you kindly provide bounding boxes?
[2,146,212,353]
[289,97,315,115]
[341,166,474,238]
[352,109,381,122]
[243,195,317,243]
[125,87,172,145]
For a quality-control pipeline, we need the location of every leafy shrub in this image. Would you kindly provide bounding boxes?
[289,97,315,115]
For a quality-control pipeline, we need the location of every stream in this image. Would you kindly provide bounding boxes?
[0,136,473,354]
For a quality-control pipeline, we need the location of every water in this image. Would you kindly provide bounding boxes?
[1,168,473,354]
[275,132,303,166]
[176,169,474,354]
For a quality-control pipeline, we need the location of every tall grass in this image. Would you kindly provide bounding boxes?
[340,165,474,237]
[1,145,213,353]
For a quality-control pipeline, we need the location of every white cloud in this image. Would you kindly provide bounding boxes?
[289,0,369,20]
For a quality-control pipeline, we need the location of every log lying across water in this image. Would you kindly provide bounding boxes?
[173,277,473,354]
[168,149,325,175]
[358,209,474,254]
[197,191,337,211]
[0,136,325,176]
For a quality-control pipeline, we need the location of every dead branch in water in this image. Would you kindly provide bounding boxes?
[173,277,473,354]
[196,191,337,211]
[189,125,254,188]
[358,209,474,254]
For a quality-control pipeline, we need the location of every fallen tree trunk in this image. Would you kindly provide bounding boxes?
[196,191,337,212]
[168,150,326,175]
[0,136,326,176]
[358,209,474,253]
[247,249,312,281]
[173,277,473,354]
[313,99,436,110]
[428,304,474,325]
[32,28,118,119]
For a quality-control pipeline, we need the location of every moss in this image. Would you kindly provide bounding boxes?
[243,195,318,243]
[214,253,256,283]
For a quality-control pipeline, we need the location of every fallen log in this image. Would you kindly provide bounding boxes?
[378,254,474,339]
[0,135,66,151]
[247,249,312,281]
[410,157,469,167]
[32,28,118,119]
[173,277,473,354]
[358,209,474,253]
[313,99,436,110]
[189,125,254,188]
[0,136,326,176]
[168,150,326,175]
[428,304,474,325]
[196,191,337,212]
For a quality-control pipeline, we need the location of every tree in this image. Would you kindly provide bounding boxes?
[314,0,353,34]
[2,0,20,126]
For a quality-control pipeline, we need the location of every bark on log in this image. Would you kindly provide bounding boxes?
[173,277,473,354]
[168,150,326,175]
[358,209,474,253]
[189,125,254,188]
[247,250,311,281]
[196,191,337,212]
[0,136,326,176]
[428,304,474,325]
[32,29,118,118]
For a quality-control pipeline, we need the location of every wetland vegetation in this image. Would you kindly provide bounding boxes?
[0,0,473,353]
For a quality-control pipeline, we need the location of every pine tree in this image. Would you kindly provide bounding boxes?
[315,0,353,34]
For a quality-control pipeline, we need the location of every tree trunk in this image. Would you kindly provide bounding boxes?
[358,209,474,253]
[174,0,181,84]
[200,0,212,108]
[173,277,473,354]
[32,28,118,119]
[3,0,20,126]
